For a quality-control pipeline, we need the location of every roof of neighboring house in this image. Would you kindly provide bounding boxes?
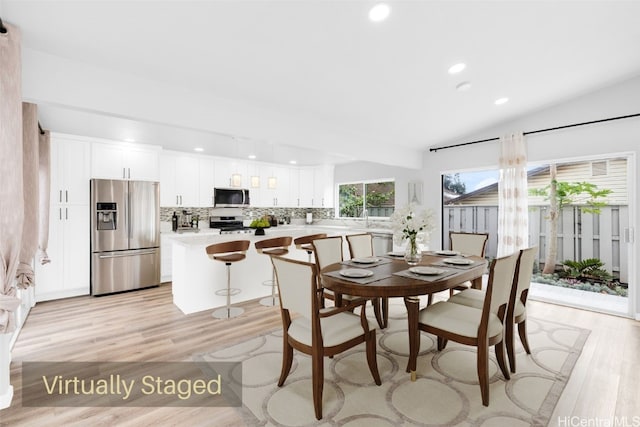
[445,159,628,206]
[445,166,549,205]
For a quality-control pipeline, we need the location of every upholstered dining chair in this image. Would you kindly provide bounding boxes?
[346,233,389,328]
[417,251,519,406]
[312,236,385,329]
[255,236,293,306]
[448,246,538,373]
[294,233,327,262]
[271,255,381,420]
[448,232,489,296]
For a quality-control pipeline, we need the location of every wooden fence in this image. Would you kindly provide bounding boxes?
[443,205,629,283]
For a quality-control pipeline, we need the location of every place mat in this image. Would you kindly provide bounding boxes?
[431,259,484,270]
[324,269,391,284]
[393,268,458,282]
[342,258,393,268]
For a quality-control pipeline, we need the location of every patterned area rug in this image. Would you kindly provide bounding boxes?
[195,303,590,426]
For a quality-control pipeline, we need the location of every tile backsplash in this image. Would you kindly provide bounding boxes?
[160,206,334,223]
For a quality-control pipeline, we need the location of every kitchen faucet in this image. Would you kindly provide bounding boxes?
[362,209,369,228]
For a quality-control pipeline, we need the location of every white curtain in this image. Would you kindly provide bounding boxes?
[497,132,529,257]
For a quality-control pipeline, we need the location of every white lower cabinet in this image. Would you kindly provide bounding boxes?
[35,204,90,301]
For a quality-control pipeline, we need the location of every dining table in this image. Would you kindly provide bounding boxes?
[321,251,488,381]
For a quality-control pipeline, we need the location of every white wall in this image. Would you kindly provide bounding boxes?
[333,161,423,210]
[422,74,640,318]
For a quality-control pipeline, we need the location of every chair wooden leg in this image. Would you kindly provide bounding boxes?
[312,350,324,420]
[495,341,510,380]
[366,331,382,385]
[382,297,389,329]
[518,320,531,354]
[427,293,434,306]
[437,337,448,351]
[278,339,293,387]
[477,343,490,406]
[372,298,384,329]
[506,321,516,373]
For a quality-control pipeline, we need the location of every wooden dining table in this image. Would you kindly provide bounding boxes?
[321,252,488,381]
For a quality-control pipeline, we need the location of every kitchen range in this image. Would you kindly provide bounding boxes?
[90,179,161,296]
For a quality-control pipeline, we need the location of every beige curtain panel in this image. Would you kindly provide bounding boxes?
[16,102,39,288]
[38,130,51,264]
[0,22,24,333]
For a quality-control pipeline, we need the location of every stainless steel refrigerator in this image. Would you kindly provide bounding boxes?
[90,179,160,296]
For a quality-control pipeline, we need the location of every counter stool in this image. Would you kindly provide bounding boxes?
[293,233,327,262]
[205,240,250,319]
[255,236,293,306]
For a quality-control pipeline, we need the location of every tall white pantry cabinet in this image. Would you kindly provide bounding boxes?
[34,135,91,301]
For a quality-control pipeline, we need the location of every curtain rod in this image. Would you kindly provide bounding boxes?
[0,17,8,34]
[429,112,640,152]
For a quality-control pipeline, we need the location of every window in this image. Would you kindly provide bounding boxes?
[338,180,395,218]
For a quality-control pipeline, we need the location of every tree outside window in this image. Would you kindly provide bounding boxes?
[338,181,395,218]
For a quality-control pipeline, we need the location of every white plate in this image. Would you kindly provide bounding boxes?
[352,257,380,264]
[387,251,405,257]
[340,269,374,278]
[409,267,445,276]
[436,250,459,256]
[443,258,474,265]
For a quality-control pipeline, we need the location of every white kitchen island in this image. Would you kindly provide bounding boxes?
[168,225,377,314]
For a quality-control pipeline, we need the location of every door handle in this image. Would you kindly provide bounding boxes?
[59,207,62,220]
[176,195,179,205]
[98,250,157,259]
[59,190,62,203]
[65,207,68,220]
[123,168,126,179]
[128,168,131,179]
[65,190,68,203]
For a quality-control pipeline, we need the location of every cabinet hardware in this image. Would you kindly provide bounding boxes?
[176,195,179,205]
[128,168,131,179]
[59,207,62,220]
[65,190,68,203]
[59,190,62,203]
[65,207,68,220]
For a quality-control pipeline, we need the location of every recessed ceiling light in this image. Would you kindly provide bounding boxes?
[456,81,472,92]
[494,97,509,105]
[369,3,391,22]
[194,147,204,152]
[448,63,466,74]
[289,160,297,165]
[248,154,256,160]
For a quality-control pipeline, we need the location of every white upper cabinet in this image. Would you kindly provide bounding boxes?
[91,141,160,181]
[258,164,292,207]
[51,136,91,205]
[159,151,199,207]
[214,158,247,189]
[313,165,335,207]
[297,167,315,207]
[198,157,215,207]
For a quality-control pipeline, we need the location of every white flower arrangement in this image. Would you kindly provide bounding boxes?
[389,204,436,246]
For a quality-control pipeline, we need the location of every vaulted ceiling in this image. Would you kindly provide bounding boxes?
[3,1,640,167]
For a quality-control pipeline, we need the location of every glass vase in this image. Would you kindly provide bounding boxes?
[404,236,422,266]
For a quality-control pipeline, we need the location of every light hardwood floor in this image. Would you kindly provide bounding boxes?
[2,284,639,426]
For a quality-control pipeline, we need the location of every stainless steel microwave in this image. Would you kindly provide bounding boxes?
[214,188,250,207]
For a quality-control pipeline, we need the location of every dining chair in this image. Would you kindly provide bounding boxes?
[346,233,389,328]
[312,236,385,329]
[254,236,293,306]
[417,251,519,406]
[294,233,327,262]
[448,232,489,296]
[271,255,381,420]
[448,246,538,373]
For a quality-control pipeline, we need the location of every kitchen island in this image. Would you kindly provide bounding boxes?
[168,225,392,314]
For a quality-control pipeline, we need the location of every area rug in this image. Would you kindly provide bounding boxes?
[194,303,590,426]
